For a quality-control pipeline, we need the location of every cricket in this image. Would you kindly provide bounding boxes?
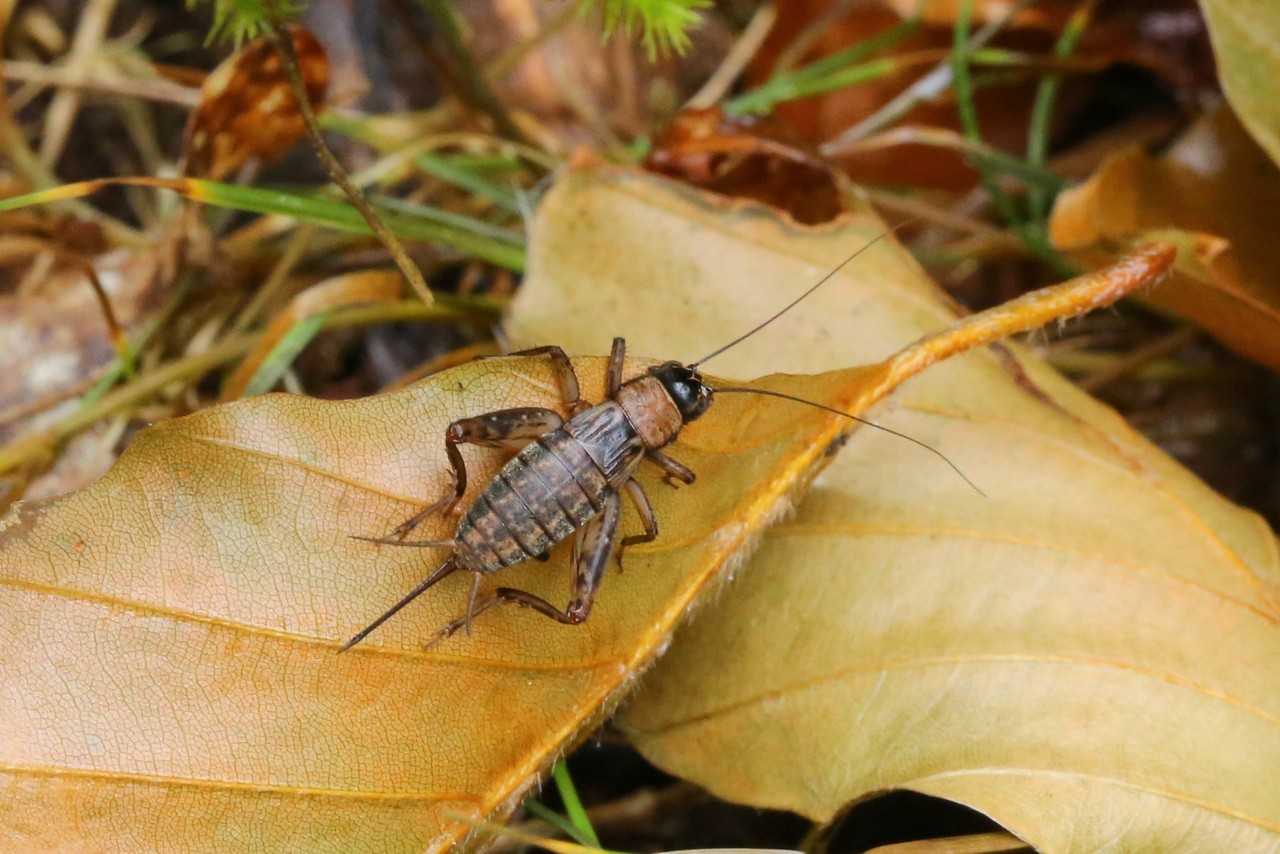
[342,231,980,650]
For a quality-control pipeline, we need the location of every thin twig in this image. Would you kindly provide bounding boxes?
[862,187,1022,250]
[487,1,580,79]
[39,0,120,164]
[266,22,436,305]
[392,0,537,148]
[685,2,778,109]
[773,0,864,73]
[231,223,317,332]
[3,59,201,106]
[1077,325,1199,394]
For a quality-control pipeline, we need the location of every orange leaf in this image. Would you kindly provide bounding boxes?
[0,170,1164,850]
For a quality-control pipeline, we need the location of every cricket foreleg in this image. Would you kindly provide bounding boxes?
[645,449,696,486]
[427,491,622,644]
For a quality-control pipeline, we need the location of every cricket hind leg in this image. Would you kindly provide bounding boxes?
[389,406,565,540]
[390,345,585,541]
[616,477,657,570]
[427,490,623,645]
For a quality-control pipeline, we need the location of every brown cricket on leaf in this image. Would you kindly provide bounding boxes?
[342,230,982,649]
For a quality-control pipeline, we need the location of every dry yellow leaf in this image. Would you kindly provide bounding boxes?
[510,165,1280,852]
[1201,0,1280,167]
[0,161,1169,851]
[0,354,850,851]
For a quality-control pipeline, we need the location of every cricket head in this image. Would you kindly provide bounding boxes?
[650,361,713,423]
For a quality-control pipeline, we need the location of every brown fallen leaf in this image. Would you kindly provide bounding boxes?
[0,173,1165,850]
[509,165,1280,852]
[645,106,848,225]
[182,25,329,181]
[1050,103,1280,371]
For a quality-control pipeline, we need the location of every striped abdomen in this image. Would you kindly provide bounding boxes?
[455,402,644,572]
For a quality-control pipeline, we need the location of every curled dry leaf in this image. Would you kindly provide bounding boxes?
[509,165,1280,852]
[0,163,1166,850]
[182,25,330,181]
[1050,104,1280,370]
[645,107,848,225]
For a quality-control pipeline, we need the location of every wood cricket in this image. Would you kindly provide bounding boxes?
[343,233,977,650]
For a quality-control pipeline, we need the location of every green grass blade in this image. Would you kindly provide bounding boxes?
[0,178,527,271]
[952,0,1022,230]
[188,180,527,271]
[551,760,601,847]
[240,312,331,397]
[1027,0,1096,226]
[415,152,524,213]
[727,18,919,115]
[523,800,599,848]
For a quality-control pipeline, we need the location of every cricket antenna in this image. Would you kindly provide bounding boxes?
[690,223,911,370]
[711,386,985,496]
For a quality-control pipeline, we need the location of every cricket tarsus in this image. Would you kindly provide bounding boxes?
[712,386,985,497]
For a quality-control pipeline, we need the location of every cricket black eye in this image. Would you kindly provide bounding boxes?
[650,361,713,422]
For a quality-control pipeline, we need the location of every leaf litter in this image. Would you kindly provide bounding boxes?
[0,161,1174,851]
[5,1,1280,850]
